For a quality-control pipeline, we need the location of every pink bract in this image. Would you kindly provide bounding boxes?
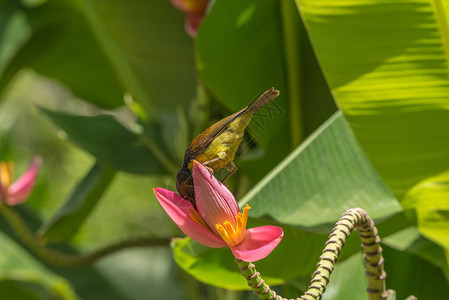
[0,156,41,206]
[154,187,226,248]
[169,0,209,37]
[154,161,283,262]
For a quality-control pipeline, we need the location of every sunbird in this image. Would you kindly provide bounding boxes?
[176,87,280,204]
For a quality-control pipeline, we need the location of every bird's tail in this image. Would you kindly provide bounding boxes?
[247,87,280,113]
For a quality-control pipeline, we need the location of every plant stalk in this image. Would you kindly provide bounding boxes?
[280,0,304,148]
[0,203,170,268]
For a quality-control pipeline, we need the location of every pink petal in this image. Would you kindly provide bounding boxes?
[7,156,41,206]
[231,226,284,262]
[153,188,226,248]
[192,161,239,234]
[170,0,186,11]
[185,12,204,37]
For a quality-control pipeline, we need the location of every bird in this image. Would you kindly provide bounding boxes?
[176,87,280,205]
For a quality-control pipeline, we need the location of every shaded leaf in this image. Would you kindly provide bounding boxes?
[38,162,116,243]
[0,279,71,300]
[19,0,48,8]
[96,248,185,300]
[0,0,124,109]
[0,231,79,300]
[322,253,367,300]
[39,107,168,174]
[0,207,131,300]
[383,226,449,274]
[0,1,32,79]
[80,0,197,112]
[383,245,449,299]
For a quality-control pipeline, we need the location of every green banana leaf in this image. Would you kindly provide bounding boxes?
[295,0,449,200]
[295,0,449,267]
[0,0,124,109]
[382,245,449,299]
[240,112,401,227]
[38,162,116,243]
[402,171,449,254]
[80,0,196,112]
[39,107,174,175]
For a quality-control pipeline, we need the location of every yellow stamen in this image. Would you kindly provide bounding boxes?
[189,208,209,229]
[223,221,240,245]
[215,204,251,247]
[215,223,231,243]
[0,162,13,190]
[241,204,250,230]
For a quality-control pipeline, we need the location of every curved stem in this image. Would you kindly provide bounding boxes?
[236,208,389,300]
[0,203,171,268]
[235,259,277,299]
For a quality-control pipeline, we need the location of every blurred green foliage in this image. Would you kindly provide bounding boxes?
[0,0,448,299]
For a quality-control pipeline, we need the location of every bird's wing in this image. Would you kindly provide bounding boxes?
[186,108,245,159]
